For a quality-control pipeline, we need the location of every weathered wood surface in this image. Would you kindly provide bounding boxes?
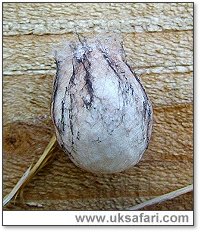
[3,3,193,210]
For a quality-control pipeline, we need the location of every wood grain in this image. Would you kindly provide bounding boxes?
[3,2,193,210]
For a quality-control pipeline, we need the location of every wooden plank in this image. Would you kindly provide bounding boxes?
[3,2,193,212]
[3,31,193,75]
[3,72,193,125]
[3,104,193,210]
[3,3,193,35]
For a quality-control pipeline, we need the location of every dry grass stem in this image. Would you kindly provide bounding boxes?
[127,184,193,210]
[3,134,57,207]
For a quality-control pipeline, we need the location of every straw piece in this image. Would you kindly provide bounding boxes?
[3,165,32,207]
[3,134,57,207]
[127,184,193,210]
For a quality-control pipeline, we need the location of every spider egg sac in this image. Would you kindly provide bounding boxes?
[51,36,153,174]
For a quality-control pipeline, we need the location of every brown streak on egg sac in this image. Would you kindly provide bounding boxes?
[51,35,153,174]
